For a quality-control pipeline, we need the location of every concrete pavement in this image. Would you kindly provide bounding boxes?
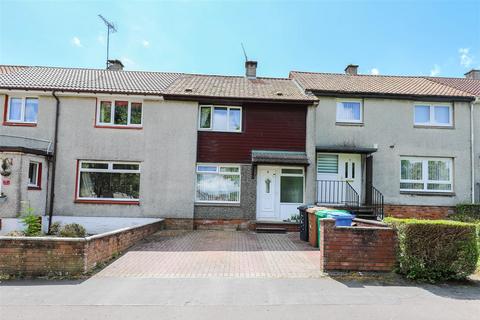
[1,277,479,319]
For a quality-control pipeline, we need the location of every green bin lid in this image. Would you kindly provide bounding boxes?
[314,210,328,218]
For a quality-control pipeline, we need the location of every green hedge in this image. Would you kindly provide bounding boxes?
[385,217,479,282]
[450,204,480,223]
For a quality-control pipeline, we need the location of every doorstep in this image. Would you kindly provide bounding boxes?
[252,220,300,232]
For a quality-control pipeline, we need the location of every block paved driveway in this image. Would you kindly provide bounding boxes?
[95,230,322,278]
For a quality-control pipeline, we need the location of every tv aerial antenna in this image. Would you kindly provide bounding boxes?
[241,43,248,62]
[98,14,117,68]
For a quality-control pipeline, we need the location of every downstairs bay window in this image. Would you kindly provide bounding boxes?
[400,157,453,193]
[76,161,140,203]
[196,164,241,203]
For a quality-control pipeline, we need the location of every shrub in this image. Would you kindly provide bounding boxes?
[450,204,480,223]
[48,222,62,236]
[20,204,42,236]
[59,223,86,238]
[5,230,25,237]
[385,217,479,282]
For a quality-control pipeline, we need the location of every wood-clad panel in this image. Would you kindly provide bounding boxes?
[197,103,307,163]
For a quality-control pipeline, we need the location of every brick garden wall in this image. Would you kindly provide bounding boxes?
[384,205,453,219]
[319,218,397,272]
[0,219,163,277]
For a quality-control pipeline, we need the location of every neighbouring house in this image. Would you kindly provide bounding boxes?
[290,65,478,219]
[0,61,479,231]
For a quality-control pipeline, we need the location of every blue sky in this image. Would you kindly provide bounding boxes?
[1,0,479,78]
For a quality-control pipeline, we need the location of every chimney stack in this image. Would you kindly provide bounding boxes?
[107,59,124,71]
[465,69,480,80]
[345,64,359,76]
[245,61,257,78]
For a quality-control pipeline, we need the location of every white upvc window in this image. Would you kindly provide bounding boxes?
[414,103,453,127]
[96,99,143,127]
[336,99,363,123]
[6,96,38,124]
[280,168,304,204]
[400,157,453,193]
[195,164,241,203]
[198,105,242,132]
[28,161,41,188]
[77,160,141,201]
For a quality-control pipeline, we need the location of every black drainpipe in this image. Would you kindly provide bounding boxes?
[48,91,60,233]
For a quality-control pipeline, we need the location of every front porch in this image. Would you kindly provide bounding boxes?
[315,146,384,220]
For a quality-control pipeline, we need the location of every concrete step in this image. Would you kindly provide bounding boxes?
[255,227,288,234]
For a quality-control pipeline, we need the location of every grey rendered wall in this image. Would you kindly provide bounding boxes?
[474,101,480,203]
[194,164,257,220]
[0,153,48,218]
[305,104,317,204]
[315,97,472,206]
[53,96,198,219]
[0,94,57,143]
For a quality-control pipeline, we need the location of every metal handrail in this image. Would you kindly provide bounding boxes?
[371,185,384,220]
[316,180,360,208]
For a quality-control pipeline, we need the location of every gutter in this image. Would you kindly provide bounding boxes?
[47,91,60,233]
[471,97,479,203]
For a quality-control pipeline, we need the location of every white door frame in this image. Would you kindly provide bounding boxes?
[256,165,305,221]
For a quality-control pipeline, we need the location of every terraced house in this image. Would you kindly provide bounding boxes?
[0,61,479,232]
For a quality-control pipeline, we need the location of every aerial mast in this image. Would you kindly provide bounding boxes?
[98,14,117,68]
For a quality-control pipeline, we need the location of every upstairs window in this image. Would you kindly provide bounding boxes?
[336,100,362,123]
[414,104,452,127]
[97,99,142,128]
[400,157,453,193]
[28,161,42,190]
[6,97,38,124]
[198,106,242,132]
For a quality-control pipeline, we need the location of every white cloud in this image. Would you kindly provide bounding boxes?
[97,35,105,45]
[142,40,150,48]
[370,68,379,75]
[459,48,473,68]
[430,64,441,76]
[71,36,82,47]
[121,57,135,67]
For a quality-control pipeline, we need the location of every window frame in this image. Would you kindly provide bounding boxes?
[75,160,141,204]
[198,105,242,133]
[336,99,363,124]
[399,157,453,193]
[4,96,39,126]
[279,167,305,204]
[27,161,42,190]
[413,103,453,127]
[95,98,143,129]
[195,163,241,204]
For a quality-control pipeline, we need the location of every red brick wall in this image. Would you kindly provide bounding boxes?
[84,220,163,270]
[320,219,397,272]
[0,220,163,277]
[384,205,454,219]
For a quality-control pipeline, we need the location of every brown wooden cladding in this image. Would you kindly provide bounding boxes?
[197,103,307,163]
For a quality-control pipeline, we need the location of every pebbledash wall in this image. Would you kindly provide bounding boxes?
[0,219,164,277]
[314,97,473,218]
[52,96,198,221]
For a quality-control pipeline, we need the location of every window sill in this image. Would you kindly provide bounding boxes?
[95,125,143,130]
[3,122,37,127]
[414,125,454,129]
[74,199,140,205]
[27,186,41,191]
[400,191,455,197]
[198,129,242,134]
[335,122,364,127]
[195,202,241,207]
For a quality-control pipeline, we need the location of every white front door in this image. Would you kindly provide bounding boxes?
[256,167,278,220]
[317,153,362,204]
